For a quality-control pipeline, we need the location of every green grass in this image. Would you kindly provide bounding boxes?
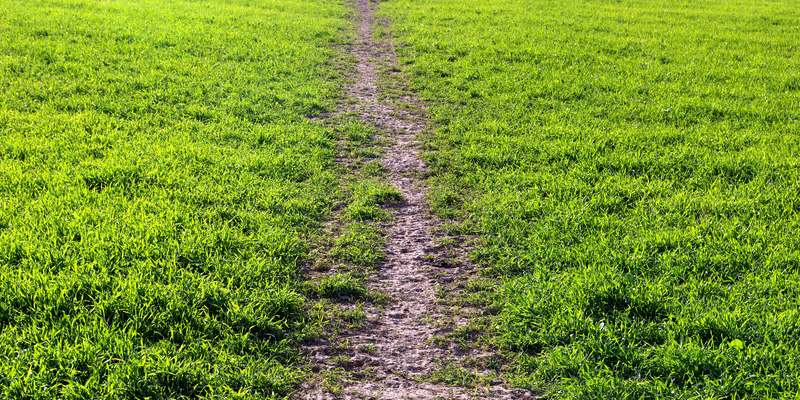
[379,0,800,398]
[7,0,800,397]
[0,0,351,397]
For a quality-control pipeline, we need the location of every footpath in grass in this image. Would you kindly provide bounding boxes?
[0,0,350,397]
[379,0,800,398]
[298,0,534,398]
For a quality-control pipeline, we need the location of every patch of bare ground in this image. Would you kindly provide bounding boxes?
[298,1,536,399]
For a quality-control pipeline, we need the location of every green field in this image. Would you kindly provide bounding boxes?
[380,0,800,397]
[3,0,800,398]
[0,0,352,397]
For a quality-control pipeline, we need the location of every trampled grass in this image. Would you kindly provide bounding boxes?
[379,0,800,397]
[0,0,351,397]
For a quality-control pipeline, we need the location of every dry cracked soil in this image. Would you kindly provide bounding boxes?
[298,1,536,399]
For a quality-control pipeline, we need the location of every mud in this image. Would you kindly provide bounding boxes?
[298,1,535,399]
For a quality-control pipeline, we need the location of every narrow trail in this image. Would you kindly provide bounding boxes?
[300,1,535,398]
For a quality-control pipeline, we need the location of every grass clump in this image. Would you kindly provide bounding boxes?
[331,223,386,268]
[380,0,800,397]
[344,180,403,221]
[316,273,369,301]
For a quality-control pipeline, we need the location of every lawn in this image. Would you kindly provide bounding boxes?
[379,0,800,397]
[4,0,800,397]
[0,0,349,397]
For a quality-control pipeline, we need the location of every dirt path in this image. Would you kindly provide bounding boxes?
[300,1,534,399]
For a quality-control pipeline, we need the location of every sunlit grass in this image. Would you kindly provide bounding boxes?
[0,0,350,397]
[380,0,800,397]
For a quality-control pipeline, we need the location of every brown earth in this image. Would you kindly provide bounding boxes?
[298,1,536,399]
